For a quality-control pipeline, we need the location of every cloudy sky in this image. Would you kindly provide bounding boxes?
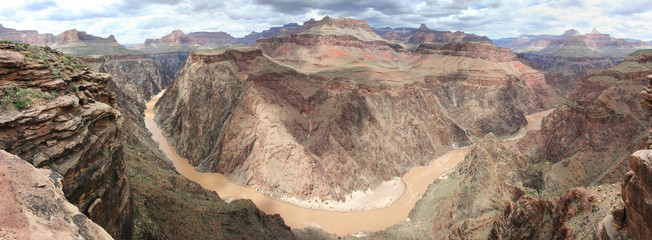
[1,0,651,44]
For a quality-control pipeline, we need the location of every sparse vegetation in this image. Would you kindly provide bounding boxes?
[7,41,85,76]
[50,162,59,171]
[71,83,79,92]
[2,87,54,110]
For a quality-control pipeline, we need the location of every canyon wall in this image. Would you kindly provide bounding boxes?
[80,49,296,239]
[0,42,132,239]
[517,50,652,197]
[0,150,113,239]
[155,17,561,201]
[595,74,652,239]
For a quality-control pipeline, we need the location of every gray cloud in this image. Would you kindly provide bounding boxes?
[25,0,58,11]
[253,0,415,15]
[603,0,652,15]
[3,0,652,44]
[45,9,119,21]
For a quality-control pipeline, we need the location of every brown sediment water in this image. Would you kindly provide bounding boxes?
[144,90,554,235]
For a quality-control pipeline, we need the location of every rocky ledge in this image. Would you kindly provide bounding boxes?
[0,150,112,240]
[595,74,652,239]
[0,42,132,239]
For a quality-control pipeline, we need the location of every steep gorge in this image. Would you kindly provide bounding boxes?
[358,47,652,240]
[79,46,296,239]
[155,17,562,202]
[0,38,297,239]
[517,49,652,196]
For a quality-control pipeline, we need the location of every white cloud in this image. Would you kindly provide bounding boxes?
[1,0,651,43]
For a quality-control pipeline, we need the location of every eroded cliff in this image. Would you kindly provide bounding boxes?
[155,17,562,201]
[367,134,529,239]
[97,51,296,239]
[517,50,652,197]
[0,42,132,239]
[0,150,113,240]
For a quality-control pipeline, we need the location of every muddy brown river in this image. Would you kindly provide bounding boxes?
[144,91,554,235]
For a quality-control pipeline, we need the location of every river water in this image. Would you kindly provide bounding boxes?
[144,91,554,235]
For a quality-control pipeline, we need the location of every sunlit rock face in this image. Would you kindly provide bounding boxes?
[155,16,560,201]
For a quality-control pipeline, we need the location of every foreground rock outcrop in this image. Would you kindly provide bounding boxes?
[595,74,652,239]
[619,150,652,239]
[0,42,132,238]
[0,150,112,240]
[490,189,599,239]
[155,16,561,201]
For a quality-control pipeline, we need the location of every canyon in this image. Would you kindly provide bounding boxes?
[1,14,652,240]
[155,17,562,203]
[0,33,295,238]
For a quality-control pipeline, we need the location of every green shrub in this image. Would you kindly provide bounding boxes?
[3,87,32,110]
[2,87,54,110]
[13,43,27,52]
[50,163,58,171]
[70,83,78,92]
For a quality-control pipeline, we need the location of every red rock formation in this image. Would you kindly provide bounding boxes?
[496,29,651,99]
[405,24,491,44]
[490,189,599,239]
[596,74,652,239]
[132,29,237,55]
[0,150,113,240]
[496,29,650,56]
[1,26,138,56]
[618,150,652,239]
[372,24,491,44]
[418,41,517,62]
[237,18,318,45]
[0,23,55,45]
[156,16,559,201]
[187,31,236,45]
[0,42,132,239]
[517,50,651,197]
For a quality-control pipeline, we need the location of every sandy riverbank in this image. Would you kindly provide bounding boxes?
[278,177,405,211]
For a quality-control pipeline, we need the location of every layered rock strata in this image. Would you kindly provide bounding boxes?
[82,54,173,119]
[497,29,652,98]
[619,150,652,239]
[0,150,113,240]
[517,50,652,196]
[373,24,491,44]
[155,17,561,201]
[366,134,529,239]
[0,26,140,56]
[0,42,132,239]
[595,74,652,239]
[83,47,295,239]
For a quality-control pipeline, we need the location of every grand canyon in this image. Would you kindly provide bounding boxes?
[1,1,652,240]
